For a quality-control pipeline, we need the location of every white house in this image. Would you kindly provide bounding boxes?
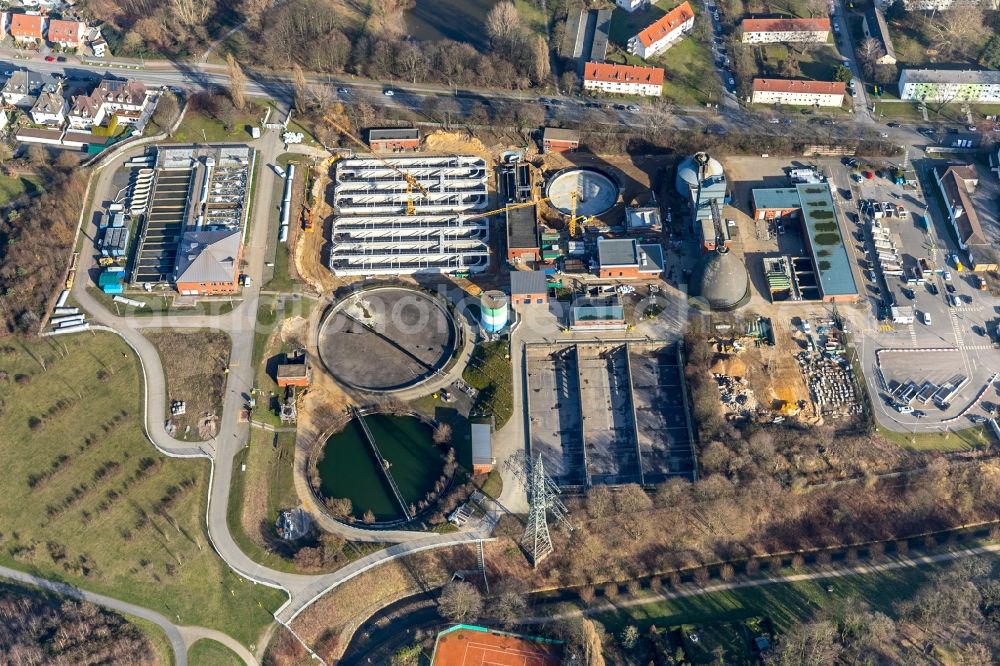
[740,17,831,44]
[68,77,150,130]
[898,69,1000,103]
[628,1,695,60]
[2,70,49,108]
[616,0,649,12]
[30,88,67,126]
[751,78,846,107]
[583,62,664,97]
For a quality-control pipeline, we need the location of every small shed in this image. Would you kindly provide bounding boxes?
[471,423,494,474]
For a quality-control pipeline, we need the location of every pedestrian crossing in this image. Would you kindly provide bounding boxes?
[907,323,917,345]
[949,311,965,347]
[961,345,996,351]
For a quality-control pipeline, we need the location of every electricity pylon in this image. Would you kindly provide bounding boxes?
[505,451,572,567]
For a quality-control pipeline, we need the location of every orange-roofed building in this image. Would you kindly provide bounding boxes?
[583,62,664,97]
[751,78,845,106]
[10,14,45,43]
[628,1,695,60]
[741,17,830,43]
[47,19,86,48]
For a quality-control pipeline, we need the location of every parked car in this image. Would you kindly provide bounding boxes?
[56,56,67,63]
[336,87,350,94]
[768,118,780,124]
[383,89,395,96]
[45,55,55,62]
[946,284,956,293]
[626,104,640,112]
[887,122,900,128]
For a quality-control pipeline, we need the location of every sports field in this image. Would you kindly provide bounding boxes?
[431,626,562,666]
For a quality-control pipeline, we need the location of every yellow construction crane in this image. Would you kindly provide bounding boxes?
[321,114,428,215]
[462,190,584,237]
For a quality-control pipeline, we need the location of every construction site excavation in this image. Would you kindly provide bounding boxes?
[525,341,696,488]
[317,287,456,393]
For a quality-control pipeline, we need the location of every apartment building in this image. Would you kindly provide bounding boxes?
[628,1,695,60]
[740,17,830,43]
[583,62,664,97]
[898,69,1000,103]
[751,78,846,106]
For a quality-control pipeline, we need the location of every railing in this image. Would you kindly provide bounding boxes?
[352,407,412,521]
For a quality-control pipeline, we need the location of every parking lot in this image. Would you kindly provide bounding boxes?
[832,158,1000,432]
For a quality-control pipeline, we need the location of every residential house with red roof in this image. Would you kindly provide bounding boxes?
[10,13,45,43]
[628,2,695,60]
[47,19,86,48]
[751,78,845,106]
[740,17,830,44]
[933,165,995,270]
[583,62,664,97]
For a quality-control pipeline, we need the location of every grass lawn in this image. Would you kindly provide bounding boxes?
[0,334,285,646]
[0,174,43,206]
[878,422,996,452]
[462,341,514,429]
[171,102,265,144]
[144,329,231,442]
[515,0,548,39]
[188,638,244,666]
[251,294,314,429]
[227,430,302,574]
[81,287,238,318]
[592,560,968,651]
[607,1,722,106]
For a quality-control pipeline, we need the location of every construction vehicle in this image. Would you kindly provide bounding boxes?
[65,252,79,289]
[321,114,428,215]
[97,256,125,268]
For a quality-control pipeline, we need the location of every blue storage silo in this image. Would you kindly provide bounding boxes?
[480,290,509,333]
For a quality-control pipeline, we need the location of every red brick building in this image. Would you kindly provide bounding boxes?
[542,127,580,154]
[368,128,420,152]
[596,238,665,279]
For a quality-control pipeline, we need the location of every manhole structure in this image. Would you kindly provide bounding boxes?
[318,287,457,393]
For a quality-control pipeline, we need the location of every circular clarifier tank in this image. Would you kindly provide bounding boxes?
[545,168,620,217]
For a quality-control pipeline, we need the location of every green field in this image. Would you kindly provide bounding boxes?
[0,334,284,646]
[593,557,1000,661]
[0,174,43,206]
[188,638,244,666]
[228,430,302,573]
[172,102,265,143]
[878,423,996,452]
[462,341,514,429]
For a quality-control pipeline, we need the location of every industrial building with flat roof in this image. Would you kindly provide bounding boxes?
[596,238,665,279]
[131,145,253,292]
[329,155,490,276]
[510,270,549,306]
[750,183,859,301]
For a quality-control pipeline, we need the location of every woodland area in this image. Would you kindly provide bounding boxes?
[0,158,86,336]
[0,582,154,666]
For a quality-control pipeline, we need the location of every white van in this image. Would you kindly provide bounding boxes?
[922,311,932,325]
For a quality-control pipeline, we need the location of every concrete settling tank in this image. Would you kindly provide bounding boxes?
[480,290,509,333]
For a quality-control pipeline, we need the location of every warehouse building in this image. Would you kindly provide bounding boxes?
[328,155,490,275]
[131,145,253,291]
[367,128,420,152]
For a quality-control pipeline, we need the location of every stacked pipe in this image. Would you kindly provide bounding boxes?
[279,164,294,243]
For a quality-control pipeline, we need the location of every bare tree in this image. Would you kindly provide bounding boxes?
[292,63,308,114]
[926,6,985,60]
[433,422,453,445]
[438,581,483,623]
[225,54,247,111]
[485,1,521,50]
[530,36,551,86]
[855,37,885,78]
[171,0,210,27]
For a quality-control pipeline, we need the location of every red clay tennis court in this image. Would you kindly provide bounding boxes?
[430,625,563,666]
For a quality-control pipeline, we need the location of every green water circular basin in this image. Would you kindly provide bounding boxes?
[316,414,446,523]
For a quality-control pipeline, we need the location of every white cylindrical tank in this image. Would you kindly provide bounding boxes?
[480,290,509,333]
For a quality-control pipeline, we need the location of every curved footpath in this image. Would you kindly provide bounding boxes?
[0,566,190,666]
[67,137,493,646]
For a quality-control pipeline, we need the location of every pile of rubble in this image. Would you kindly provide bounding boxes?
[713,372,758,420]
[797,352,861,415]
